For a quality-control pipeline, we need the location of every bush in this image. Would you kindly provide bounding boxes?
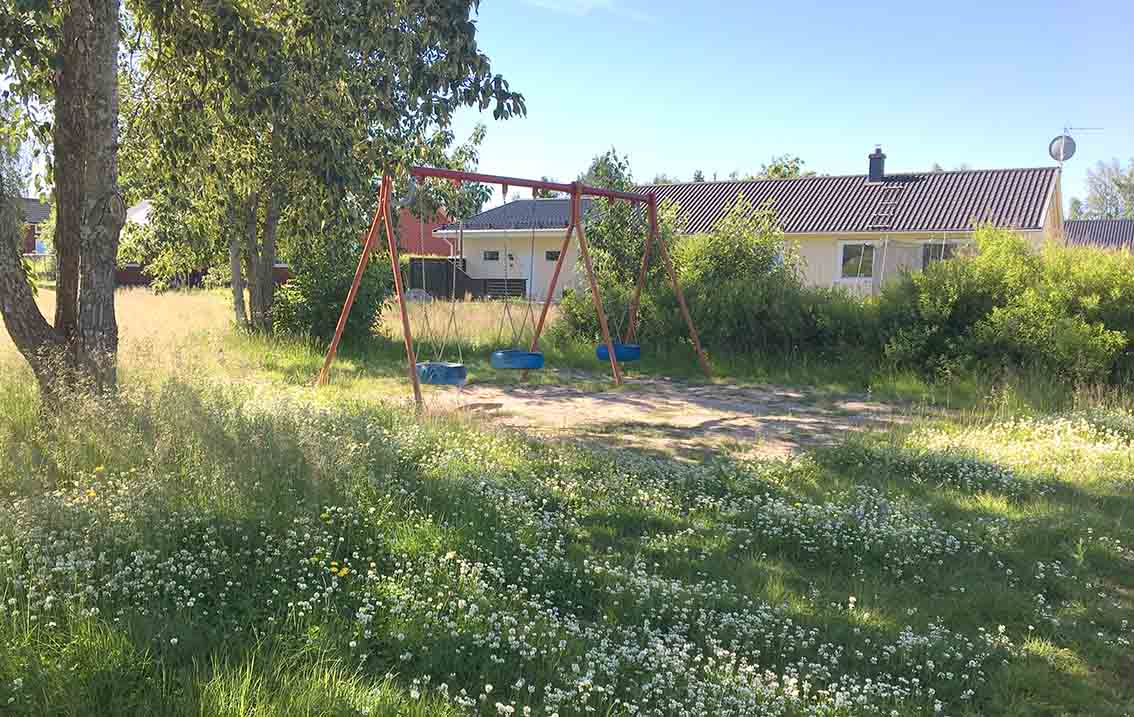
[879,226,1134,382]
[561,209,1134,384]
[273,237,393,344]
[970,290,1126,383]
[561,194,880,361]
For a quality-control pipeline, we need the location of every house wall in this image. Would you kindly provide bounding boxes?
[790,233,964,293]
[1040,183,1064,247]
[397,208,451,256]
[452,223,1056,299]
[22,225,38,254]
[791,229,1042,293]
[456,231,579,300]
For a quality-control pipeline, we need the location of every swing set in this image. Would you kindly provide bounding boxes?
[315,166,711,410]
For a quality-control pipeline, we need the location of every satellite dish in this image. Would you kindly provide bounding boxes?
[1049,135,1076,162]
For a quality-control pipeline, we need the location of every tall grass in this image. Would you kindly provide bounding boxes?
[1,290,1133,714]
[2,321,1133,714]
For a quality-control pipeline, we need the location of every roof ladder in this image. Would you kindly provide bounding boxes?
[866,183,904,230]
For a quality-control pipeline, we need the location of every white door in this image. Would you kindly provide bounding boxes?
[507,244,531,295]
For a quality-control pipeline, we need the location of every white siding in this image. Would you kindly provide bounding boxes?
[459,231,581,300]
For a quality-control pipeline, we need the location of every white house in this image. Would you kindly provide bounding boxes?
[433,198,593,301]
[435,147,1065,298]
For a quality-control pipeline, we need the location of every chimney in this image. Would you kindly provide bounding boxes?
[868,145,886,182]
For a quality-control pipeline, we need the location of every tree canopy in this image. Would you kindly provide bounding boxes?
[0,0,526,390]
[1071,159,1134,220]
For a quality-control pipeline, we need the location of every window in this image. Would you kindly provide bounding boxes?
[922,242,956,268]
[545,250,561,262]
[483,250,500,262]
[840,243,875,279]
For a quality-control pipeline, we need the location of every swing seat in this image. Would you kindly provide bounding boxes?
[490,350,544,370]
[595,343,641,362]
[416,361,468,386]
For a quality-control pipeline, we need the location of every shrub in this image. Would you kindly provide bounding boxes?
[879,226,1134,381]
[273,235,393,344]
[669,197,883,358]
[560,194,881,361]
[562,211,1134,384]
[970,292,1126,382]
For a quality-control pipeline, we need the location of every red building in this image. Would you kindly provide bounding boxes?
[396,207,451,256]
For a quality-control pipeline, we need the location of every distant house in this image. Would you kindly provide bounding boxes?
[18,197,51,254]
[1064,219,1134,251]
[433,198,593,300]
[396,207,451,256]
[435,147,1065,298]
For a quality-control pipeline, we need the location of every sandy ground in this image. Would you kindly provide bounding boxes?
[432,377,906,459]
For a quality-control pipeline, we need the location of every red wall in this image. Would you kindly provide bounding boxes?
[397,207,451,256]
[22,225,38,254]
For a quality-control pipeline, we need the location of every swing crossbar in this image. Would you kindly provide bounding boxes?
[409,166,650,204]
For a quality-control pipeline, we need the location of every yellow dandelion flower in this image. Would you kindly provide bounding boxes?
[94,466,105,474]
[338,567,349,577]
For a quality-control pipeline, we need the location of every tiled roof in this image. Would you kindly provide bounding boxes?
[643,167,1059,235]
[438,198,594,231]
[20,197,51,224]
[1064,219,1134,251]
[437,167,1059,236]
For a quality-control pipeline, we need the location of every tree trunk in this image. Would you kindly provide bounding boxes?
[253,189,280,333]
[244,188,279,333]
[242,191,262,330]
[75,0,125,390]
[227,195,248,327]
[0,198,69,391]
[52,0,92,345]
[0,0,122,396]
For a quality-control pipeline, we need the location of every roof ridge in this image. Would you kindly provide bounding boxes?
[1066,218,1134,222]
[640,166,1058,190]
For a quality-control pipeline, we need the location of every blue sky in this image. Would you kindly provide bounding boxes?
[450,0,1133,208]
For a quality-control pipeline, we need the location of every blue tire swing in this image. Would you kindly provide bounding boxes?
[490,197,544,372]
[594,217,643,365]
[491,348,544,370]
[416,360,467,386]
[411,195,468,387]
[596,342,641,362]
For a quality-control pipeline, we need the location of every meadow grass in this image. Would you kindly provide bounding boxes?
[1,290,1132,715]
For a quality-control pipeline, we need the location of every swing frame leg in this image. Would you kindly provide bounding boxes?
[573,189,622,386]
[521,218,575,381]
[317,175,424,410]
[317,180,387,386]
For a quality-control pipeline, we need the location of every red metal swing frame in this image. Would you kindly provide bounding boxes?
[315,166,711,409]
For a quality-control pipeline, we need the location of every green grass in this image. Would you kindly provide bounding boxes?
[2,291,1133,715]
[3,329,1134,715]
